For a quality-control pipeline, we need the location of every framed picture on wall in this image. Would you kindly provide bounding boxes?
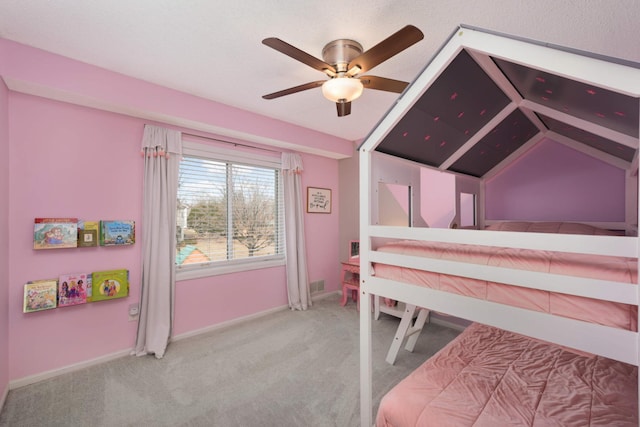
[307,187,331,214]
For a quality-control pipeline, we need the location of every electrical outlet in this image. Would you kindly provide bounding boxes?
[128,303,139,322]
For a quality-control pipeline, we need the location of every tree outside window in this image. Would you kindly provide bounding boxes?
[176,155,283,267]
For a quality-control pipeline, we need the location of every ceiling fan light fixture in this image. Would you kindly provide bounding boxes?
[346,65,362,76]
[322,77,364,103]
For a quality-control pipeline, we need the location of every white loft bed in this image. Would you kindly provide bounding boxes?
[358,26,640,426]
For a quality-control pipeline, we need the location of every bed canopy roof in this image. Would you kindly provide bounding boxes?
[364,26,640,178]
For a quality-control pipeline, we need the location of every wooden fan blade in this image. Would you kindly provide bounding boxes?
[262,38,337,74]
[262,81,325,100]
[347,25,424,74]
[336,101,351,117]
[359,75,409,93]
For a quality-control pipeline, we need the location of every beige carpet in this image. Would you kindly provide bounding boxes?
[0,293,460,427]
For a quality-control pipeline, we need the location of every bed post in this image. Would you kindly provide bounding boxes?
[359,144,373,427]
[636,148,640,423]
[625,168,638,236]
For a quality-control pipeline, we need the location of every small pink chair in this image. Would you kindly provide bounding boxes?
[340,259,360,310]
[341,280,360,310]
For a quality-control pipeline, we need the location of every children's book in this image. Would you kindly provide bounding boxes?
[77,220,99,247]
[86,273,93,302]
[23,280,58,312]
[100,220,135,246]
[58,273,89,307]
[91,269,129,301]
[33,218,78,250]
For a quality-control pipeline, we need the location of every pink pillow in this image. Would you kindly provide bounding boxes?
[485,221,618,236]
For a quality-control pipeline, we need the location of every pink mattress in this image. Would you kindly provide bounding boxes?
[376,322,638,426]
[373,236,638,331]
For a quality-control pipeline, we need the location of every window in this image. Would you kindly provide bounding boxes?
[176,141,285,279]
[459,192,477,228]
[378,183,412,226]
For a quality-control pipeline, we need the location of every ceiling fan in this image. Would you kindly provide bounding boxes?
[262,25,424,117]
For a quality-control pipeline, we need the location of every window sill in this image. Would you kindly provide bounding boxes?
[176,257,286,281]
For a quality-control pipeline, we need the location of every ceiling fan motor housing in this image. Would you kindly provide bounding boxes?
[322,39,363,73]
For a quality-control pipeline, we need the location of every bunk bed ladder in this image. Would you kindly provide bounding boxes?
[385,305,430,365]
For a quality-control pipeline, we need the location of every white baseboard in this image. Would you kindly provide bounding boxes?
[9,348,132,390]
[173,291,338,342]
[172,304,290,342]
[9,293,340,389]
[0,382,8,414]
[312,290,342,301]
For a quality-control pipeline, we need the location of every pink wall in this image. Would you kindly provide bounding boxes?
[0,38,352,160]
[420,168,455,228]
[7,92,340,381]
[0,77,10,401]
[301,153,340,292]
[485,139,625,222]
[8,94,143,380]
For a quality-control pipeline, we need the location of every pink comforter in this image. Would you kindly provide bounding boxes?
[374,239,638,331]
[376,323,638,426]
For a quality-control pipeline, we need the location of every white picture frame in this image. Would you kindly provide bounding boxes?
[307,187,332,214]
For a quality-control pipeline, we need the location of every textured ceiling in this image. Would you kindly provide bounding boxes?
[1,0,639,141]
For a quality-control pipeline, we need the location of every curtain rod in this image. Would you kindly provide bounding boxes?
[182,132,282,154]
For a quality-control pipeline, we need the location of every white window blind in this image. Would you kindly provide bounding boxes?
[176,141,285,278]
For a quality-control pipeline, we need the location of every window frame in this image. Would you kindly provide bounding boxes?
[176,140,285,281]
